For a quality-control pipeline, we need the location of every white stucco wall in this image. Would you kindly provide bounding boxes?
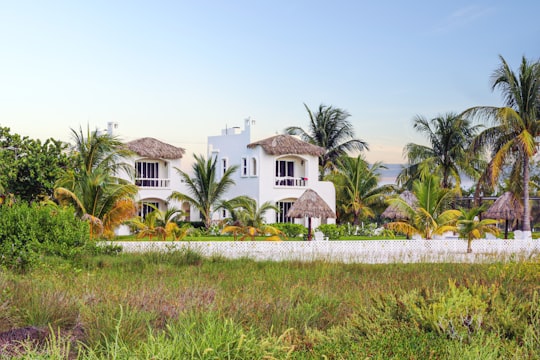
[207,120,336,227]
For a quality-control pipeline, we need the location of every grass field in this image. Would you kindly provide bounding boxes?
[0,249,539,358]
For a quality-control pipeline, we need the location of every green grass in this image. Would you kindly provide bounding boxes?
[1,250,539,358]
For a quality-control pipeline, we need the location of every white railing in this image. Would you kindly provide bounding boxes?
[135,178,170,188]
[106,239,540,264]
[274,176,307,187]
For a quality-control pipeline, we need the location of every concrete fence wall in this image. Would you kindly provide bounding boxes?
[105,239,540,263]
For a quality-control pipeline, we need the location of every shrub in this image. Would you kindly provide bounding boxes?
[0,203,90,271]
[270,223,307,238]
[316,224,345,240]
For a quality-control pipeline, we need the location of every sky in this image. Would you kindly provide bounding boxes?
[1,1,539,164]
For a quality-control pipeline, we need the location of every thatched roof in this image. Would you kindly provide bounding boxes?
[483,192,523,220]
[247,134,325,156]
[125,137,185,159]
[381,190,417,220]
[287,189,336,219]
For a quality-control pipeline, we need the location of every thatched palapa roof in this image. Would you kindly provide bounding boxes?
[126,137,185,159]
[247,134,325,156]
[483,191,523,220]
[381,190,417,220]
[287,189,336,219]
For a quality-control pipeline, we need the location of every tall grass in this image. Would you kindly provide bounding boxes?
[0,250,539,358]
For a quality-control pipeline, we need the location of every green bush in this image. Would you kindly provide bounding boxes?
[316,224,345,240]
[0,203,89,271]
[270,223,307,238]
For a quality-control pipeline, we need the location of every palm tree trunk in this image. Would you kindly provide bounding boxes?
[467,237,472,253]
[522,156,531,232]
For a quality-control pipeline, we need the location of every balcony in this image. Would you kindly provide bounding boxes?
[135,178,170,188]
[275,176,307,187]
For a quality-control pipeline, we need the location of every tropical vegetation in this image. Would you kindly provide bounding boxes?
[327,154,393,225]
[286,103,369,177]
[220,196,286,240]
[462,55,540,233]
[0,126,72,202]
[457,206,499,253]
[53,127,138,238]
[169,154,238,230]
[386,175,461,239]
[398,112,482,190]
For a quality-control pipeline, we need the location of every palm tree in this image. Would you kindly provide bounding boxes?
[398,113,482,190]
[286,103,368,177]
[386,175,460,239]
[54,127,138,238]
[220,196,285,241]
[462,55,540,233]
[221,196,278,228]
[169,154,238,230]
[130,204,185,240]
[457,207,499,253]
[130,210,165,240]
[327,154,393,225]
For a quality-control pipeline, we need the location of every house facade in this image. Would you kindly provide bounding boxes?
[115,131,196,234]
[207,119,336,227]
[114,119,336,232]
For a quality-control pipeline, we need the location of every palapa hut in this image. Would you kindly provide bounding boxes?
[483,191,524,239]
[125,137,185,159]
[381,190,417,220]
[247,134,325,157]
[287,189,336,240]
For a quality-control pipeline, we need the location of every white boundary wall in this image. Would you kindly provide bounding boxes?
[107,239,540,263]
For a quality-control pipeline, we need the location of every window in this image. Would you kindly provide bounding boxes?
[222,158,228,176]
[250,157,257,176]
[138,201,159,219]
[275,160,294,177]
[241,157,248,177]
[276,201,294,223]
[135,161,159,187]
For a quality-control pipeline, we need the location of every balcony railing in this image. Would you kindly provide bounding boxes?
[275,176,307,187]
[135,178,170,188]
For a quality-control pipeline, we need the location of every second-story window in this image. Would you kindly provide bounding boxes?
[250,157,257,176]
[136,161,159,187]
[241,157,248,177]
[222,158,228,176]
[276,160,294,177]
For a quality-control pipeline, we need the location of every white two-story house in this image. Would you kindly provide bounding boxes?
[121,137,196,224]
[113,119,335,233]
[208,119,336,227]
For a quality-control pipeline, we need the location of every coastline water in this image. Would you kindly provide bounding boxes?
[379,164,474,189]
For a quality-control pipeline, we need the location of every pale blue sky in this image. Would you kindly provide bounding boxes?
[1,1,539,163]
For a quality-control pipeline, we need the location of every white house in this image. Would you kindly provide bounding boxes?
[113,119,335,233]
[207,119,336,227]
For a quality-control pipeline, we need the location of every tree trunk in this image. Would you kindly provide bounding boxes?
[522,156,531,232]
[467,237,473,253]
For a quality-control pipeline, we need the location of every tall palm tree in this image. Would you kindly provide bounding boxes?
[286,103,368,178]
[386,175,460,239]
[398,113,482,190]
[462,55,540,232]
[327,154,393,225]
[54,127,138,238]
[169,154,238,229]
